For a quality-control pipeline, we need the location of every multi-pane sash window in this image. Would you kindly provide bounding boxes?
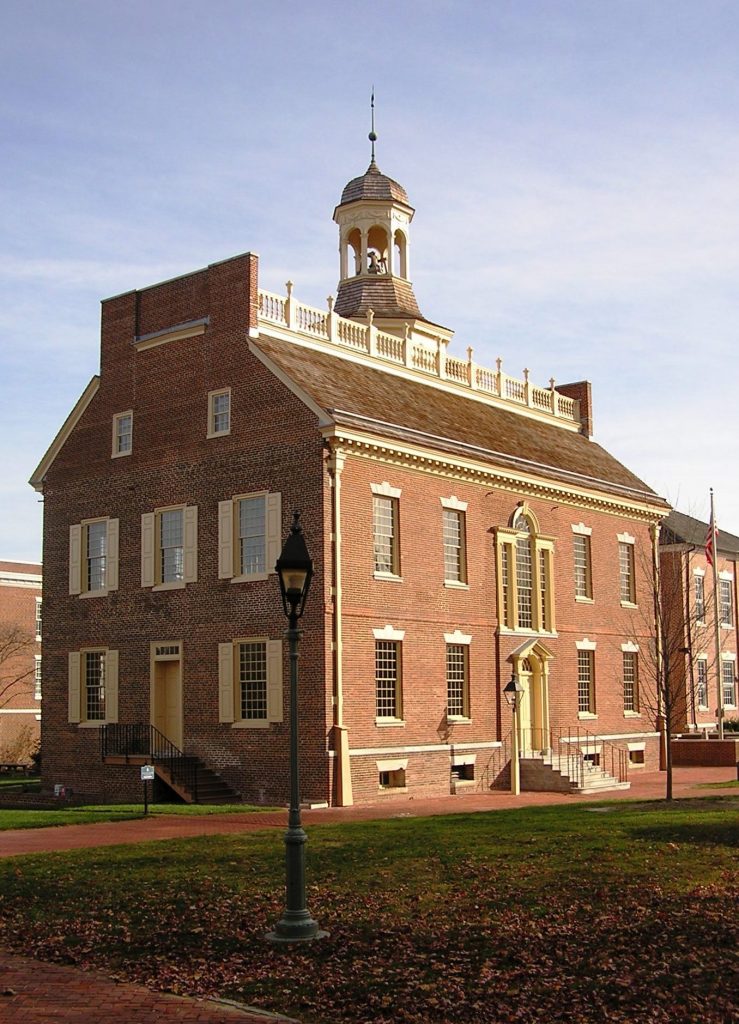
[35,598,42,641]
[497,510,555,633]
[619,542,636,604]
[720,580,733,626]
[85,651,106,721]
[516,526,533,629]
[446,644,469,718]
[238,642,268,721]
[443,509,466,583]
[112,411,132,456]
[696,659,708,707]
[376,640,401,719]
[87,520,108,591]
[694,574,705,622]
[373,496,399,575]
[34,655,42,700]
[573,535,592,599]
[160,509,184,583]
[208,388,231,437]
[577,649,596,714]
[622,651,639,713]
[722,660,736,707]
[239,496,266,575]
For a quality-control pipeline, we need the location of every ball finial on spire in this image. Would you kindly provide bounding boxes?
[369,87,377,163]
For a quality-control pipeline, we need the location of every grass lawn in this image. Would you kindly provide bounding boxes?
[0,797,736,1023]
[0,802,270,830]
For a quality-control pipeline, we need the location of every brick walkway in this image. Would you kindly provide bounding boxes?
[0,766,735,1023]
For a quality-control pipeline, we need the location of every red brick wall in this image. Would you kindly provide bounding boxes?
[672,738,739,766]
[0,562,42,761]
[40,255,331,804]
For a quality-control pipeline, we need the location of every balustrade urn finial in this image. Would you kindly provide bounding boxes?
[550,377,556,390]
[496,357,502,372]
[524,368,530,382]
[286,280,294,297]
[327,295,335,313]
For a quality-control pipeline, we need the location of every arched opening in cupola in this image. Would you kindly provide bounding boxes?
[346,228,362,277]
[393,229,408,278]
[367,225,389,274]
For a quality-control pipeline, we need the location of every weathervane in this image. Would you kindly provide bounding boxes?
[369,86,377,163]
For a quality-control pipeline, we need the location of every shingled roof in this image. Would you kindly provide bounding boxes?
[253,333,668,507]
[338,159,410,207]
[661,510,739,556]
[333,276,423,320]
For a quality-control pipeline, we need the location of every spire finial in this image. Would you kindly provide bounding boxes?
[368,86,377,164]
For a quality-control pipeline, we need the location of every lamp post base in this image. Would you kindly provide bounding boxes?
[266,911,329,944]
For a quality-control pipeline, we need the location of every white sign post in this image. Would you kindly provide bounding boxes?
[140,765,155,813]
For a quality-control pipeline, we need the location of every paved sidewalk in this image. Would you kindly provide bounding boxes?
[0,767,735,1023]
[0,766,735,859]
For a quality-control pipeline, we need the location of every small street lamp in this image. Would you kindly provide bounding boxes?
[267,512,327,944]
[503,672,524,796]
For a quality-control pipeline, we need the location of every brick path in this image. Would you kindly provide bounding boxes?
[0,766,735,1023]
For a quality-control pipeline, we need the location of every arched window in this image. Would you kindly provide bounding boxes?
[496,506,555,633]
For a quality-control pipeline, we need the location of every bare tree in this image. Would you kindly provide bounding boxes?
[0,623,36,710]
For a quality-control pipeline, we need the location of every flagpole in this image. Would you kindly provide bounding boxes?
[708,488,724,740]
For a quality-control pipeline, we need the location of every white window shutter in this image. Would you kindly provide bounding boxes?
[218,500,234,579]
[266,639,283,723]
[218,642,235,723]
[106,649,119,723]
[141,512,155,587]
[68,652,81,723]
[69,525,82,595]
[266,492,282,574]
[184,506,198,583]
[107,519,120,592]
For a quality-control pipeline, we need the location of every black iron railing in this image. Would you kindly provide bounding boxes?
[520,725,629,787]
[101,724,199,802]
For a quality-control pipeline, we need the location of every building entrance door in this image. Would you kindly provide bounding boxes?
[151,644,183,750]
[514,651,550,754]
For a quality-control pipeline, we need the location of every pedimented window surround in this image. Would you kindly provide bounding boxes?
[373,625,406,641]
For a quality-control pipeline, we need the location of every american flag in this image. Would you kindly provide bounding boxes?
[706,497,717,567]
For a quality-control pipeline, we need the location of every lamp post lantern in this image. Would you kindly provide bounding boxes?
[266,511,328,944]
[503,672,524,796]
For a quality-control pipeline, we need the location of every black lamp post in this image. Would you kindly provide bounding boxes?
[503,672,524,796]
[266,512,327,944]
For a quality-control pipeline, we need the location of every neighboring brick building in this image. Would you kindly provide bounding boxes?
[31,156,670,805]
[659,510,739,734]
[0,560,42,763]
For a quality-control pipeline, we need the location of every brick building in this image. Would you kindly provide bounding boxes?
[659,510,738,734]
[31,156,670,805]
[0,560,42,763]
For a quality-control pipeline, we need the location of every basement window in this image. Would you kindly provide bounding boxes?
[379,768,406,790]
[451,762,474,782]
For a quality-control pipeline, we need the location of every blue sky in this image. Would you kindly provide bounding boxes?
[2,0,738,561]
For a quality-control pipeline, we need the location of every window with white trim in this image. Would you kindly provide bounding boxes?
[573,533,592,600]
[722,658,736,708]
[218,638,283,726]
[694,572,705,622]
[375,639,402,720]
[577,648,596,715]
[208,388,231,437]
[34,655,42,701]
[440,497,468,584]
[373,496,400,576]
[622,650,639,713]
[112,411,132,457]
[446,644,469,718]
[69,518,120,596]
[696,658,708,708]
[67,648,119,724]
[141,506,198,589]
[719,579,733,627]
[377,759,407,789]
[218,491,281,582]
[35,598,42,641]
[497,507,555,632]
[618,538,636,605]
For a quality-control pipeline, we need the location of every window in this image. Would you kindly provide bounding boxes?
[622,650,639,713]
[112,411,132,457]
[446,643,470,719]
[497,506,555,632]
[34,655,42,700]
[218,492,281,582]
[722,659,736,708]
[379,768,406,789]
[441,497,467,585]
[618,537,636,604]
[694,572,705,622]
[577,648,596,715]
[719,579,733,627]
[696,658,708,708]
[69,518,120,596]
[373,495,400,576]
[573,533,592,600]
[451,761,475,782]
[208,388,231,437]
[67,649,118,724]
[218,638,283,726]
[141,506,198,589]
[35,598,42,641]
[375,639,402,720]
[628,747,645,766]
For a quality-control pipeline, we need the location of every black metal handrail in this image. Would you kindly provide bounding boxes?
[101,723,199,802]
[519,725,629,787]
